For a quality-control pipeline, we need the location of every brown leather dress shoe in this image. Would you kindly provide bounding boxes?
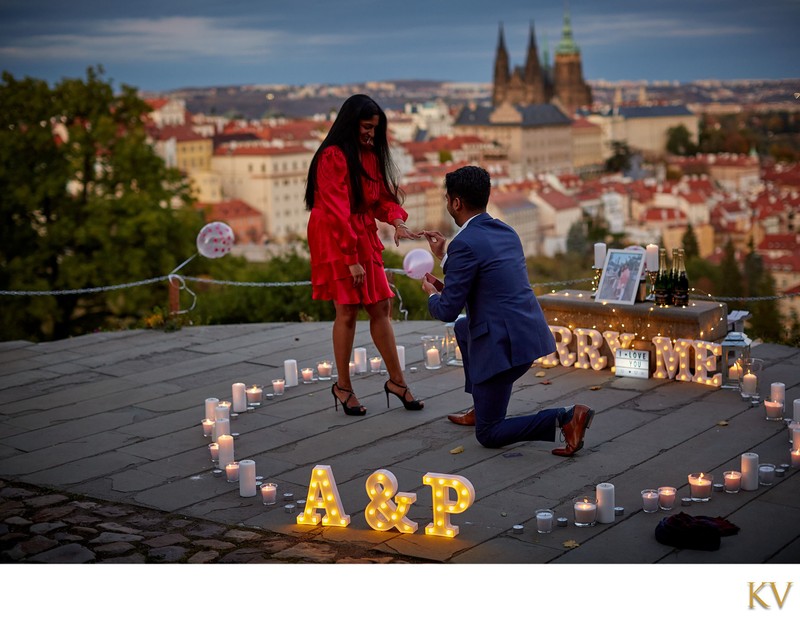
[447,408,476,426]
[551,404,595,457]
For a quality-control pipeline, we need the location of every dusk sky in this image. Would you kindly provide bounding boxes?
[1,0,798,92]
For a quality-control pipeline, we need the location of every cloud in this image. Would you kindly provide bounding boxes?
[575,14,757,46]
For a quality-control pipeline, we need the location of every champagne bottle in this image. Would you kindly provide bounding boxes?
[654,248,669,306]
[668,247,679,305]
[673,248,689,306]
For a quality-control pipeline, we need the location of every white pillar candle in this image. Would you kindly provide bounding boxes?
[212,417,230,442]
[771,382,785,404]
[238,459,257,497]
[225,462,239,482]
[641,489,659,513]
[573,497,597,526]
[794,398,800,421]
[741,373,758,395]
[723,471,741,493]
[792,449,800,469]
[231,382,247,413]
[455,344,463,361]
[535,509,554,534]
[217,434,235,470]
[208,442,219,464]
[205,397,220,421]
[645,244,659,271]
[764,399,784,420]
[741,452,759,491]
[317,361,332,380]
[214,403,230,422]
[396,345,405,371]
[369,357,382,373]
[261,482,278,505]
[201,419,214,438]
[595,483,615,523]
[284,359,298,386]
[349,361,356,376]
[301,367,314,383]
[594,242,607,268]
[792,424,800,449]
[758,464,775,486]
[354,348,367,373]
[425,347,441,368]
[657,486,677,510]
[688,473,713,501]
[272,378,285,396]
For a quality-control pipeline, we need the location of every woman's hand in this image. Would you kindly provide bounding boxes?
[393,222,422,246]
[349,263,366,287]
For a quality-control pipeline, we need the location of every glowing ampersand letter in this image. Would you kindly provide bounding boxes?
[296,465,350,527]
[364,469,418,533]
[423,472,475,538]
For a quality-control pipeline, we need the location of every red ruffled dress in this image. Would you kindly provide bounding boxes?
[307,146,408,305]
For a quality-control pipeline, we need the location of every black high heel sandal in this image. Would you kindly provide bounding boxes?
[332,383,366,416]
[384,379,424,411]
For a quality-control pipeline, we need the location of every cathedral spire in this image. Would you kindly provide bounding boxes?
[524,20,545,104]
[493,22,511,106]
[556,5,580,55]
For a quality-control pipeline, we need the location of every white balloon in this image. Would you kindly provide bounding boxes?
[403,248,434,280]
[196,222,235,259]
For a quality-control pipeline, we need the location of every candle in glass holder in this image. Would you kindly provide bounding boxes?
[573,497,597,527]
[641,489,659,513]
[272,379,285,396]
[792,449,800,469]
[225,462,239,483]
[369,357,382,373]
[657,486,677,510]
[741,452,759,491]
[232,382,247,413]
[758,463,775,486]
[764,399,784,421]
[426,347,441,368]
[317,361,332,380]
[535,509,554,534]
[246,385,263,406]
[301,367,314,383]
[723,470,741,493]
[741,373,758,395]
[688,473,713,501]
[208,442,219,464]
[261,482,277,505]
[202,419,214,438]
[727,362,742,381]
[354,348,367,374]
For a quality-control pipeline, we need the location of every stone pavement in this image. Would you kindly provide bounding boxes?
[1,321,799,566]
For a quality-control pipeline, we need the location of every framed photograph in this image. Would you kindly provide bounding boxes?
[595,248,646,305]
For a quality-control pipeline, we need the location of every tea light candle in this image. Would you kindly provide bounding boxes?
[741,452,759,491]
[225,462,239,482]
[238,459,257,497]
[208,442,219,464]
[594,242,607,268]
[283,492,294,501]
[741,372,758,395]
[764,399,784,420]
[272,379,285,396]
[205,397,220,421]
[232,382,247,413]
[657,486,677,510]
[791,449,800,469]
[723,470,741,493]
[201,419,214,438]
[727,362,742,381]
[317,361,332,380]
[535,510,554,534]
[261,482,277,505]
[771,382,786,404]
[758,463,775,486]
[426,347,441,368]
[246,385,263,405]
[284,359,298,387]
[354,348,367,374]
[396,345,405,371]
[217,434,235,470]
[688,473,713,501]
[369,357,382,373]
[573,497,597,526]
[301,367,314,383]
[641,489,659,513]
[595,482,615,524]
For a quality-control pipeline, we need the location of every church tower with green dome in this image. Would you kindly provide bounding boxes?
[552,7,592,112]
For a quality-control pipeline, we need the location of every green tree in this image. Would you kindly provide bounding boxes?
[566,220,589,260]
[666,124,697,156]
[681,223,700,259]
[0,67,201,341]
[605,141,632,173]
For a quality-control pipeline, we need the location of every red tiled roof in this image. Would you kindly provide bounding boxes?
[213,145,312,156]
[537,188,579,211]
[155,125,206,142]
[757,233,800,252]
[199,199,261,220]
[641,207,688,223]
[762,253,800,273]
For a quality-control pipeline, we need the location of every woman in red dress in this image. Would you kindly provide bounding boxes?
[305,94,423,415]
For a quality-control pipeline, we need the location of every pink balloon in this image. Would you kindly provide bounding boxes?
[403,248,434,280]
[197,222,235,258]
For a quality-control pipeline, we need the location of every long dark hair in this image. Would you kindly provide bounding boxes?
[304,94,401,213]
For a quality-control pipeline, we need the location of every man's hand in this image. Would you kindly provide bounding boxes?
[423,230,446,260]
[421,272,442,297]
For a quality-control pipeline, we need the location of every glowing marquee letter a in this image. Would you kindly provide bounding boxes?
[423,472,475,538]
[296,464,350,527]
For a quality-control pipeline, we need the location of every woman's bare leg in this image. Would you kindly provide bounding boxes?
[332,302,362,408]
[364,299,417,401]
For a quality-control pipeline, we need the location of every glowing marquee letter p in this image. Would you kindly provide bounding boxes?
[423,472,475,538]
[296,464,350,527]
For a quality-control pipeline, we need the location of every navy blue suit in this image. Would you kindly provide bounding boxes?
[428,213,562,448]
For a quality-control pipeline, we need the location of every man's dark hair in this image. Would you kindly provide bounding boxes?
[444,166,491,210]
